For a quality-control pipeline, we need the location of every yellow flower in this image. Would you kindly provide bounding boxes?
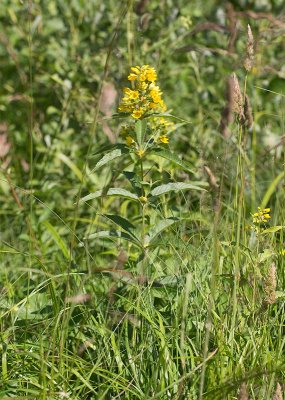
[132,108,143,119]
[132,91,139,100]
[136,149,145,158]
[128,73,137,81]
[126,136,135,146]
[138,82,148,91]
[131,66,141,74]
[118,105,132,112]
[118,66,169,127]
[279,249,285,256]
[146,67,157,82]
[150,86,163,103]
[252,207,271,224]
[159,135,169,144]
[123,87,139,100]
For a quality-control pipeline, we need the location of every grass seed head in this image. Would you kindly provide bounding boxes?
[238,382,249,400]
[230,73,244,120]
[244,24,254,72]
[273,383,283,400]
[244,94,253,129]
[264,263,277,305]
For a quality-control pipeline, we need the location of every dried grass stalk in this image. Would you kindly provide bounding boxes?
[238,382,249,400]
[264,263,277,305]
[220,73,245,136]
[273,383,283,400]
[244,24,254,72]
[204,166,219,189]
[231,73,244,119]
[244,95,253,129]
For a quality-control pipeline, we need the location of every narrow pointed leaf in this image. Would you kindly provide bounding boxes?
[261,226,284,234]
[146,217,180,246]
[135,119,147,146]
[80,188,138,203]
[43,221,70,259]
[151,148,194,173]
[91,148,127,172]
[103,214,137,238]
[261,171,285,208]
[85,230,141,247]
[150,182,207,197]
[123,171,142,196]
[58,153,83,182]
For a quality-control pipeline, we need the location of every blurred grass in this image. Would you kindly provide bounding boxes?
[1,0,285,399]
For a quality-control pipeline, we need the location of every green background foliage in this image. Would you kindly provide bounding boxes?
[0,0,285,398]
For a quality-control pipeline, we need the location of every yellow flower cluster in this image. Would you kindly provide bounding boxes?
[149,116,173,144]
[252,207,271,224]
[118,65,166,119]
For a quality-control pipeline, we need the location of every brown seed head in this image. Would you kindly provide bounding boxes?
[273,383,283,400]
[238,382,249,400]
[264,263,277,305]
[230,73,244,121]
[244,24,254,72]
[244,95,253,129]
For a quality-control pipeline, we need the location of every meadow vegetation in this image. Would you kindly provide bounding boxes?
[0,0,285,398]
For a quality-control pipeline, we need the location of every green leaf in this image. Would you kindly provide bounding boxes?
[276,291,285,300]
[261,171,285,208]
[43,221,69,260]
[261,226,284,234]
[105,112,130,119]
[257,249,275,263]
[123,171,142,196]
[90,143,127,158]
[146,217,180,246]
[135,119,147,146]
[151,148,194,173]
[150,182,206,197]
[58,153,83,182]
[103,214,137,238]
[85,230,141,247]
[145,113,191,124]
[91,148,127,172]
[80,188,139,203]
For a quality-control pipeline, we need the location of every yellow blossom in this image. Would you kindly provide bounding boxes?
[252,207,271,224]
[126,136,135,146]
[118,105,132,112]
[131,66,141,74]
[136,149,145,158]
[146,67,157,82]
[279,249,285,256]
[132,109,143,119]
[129,90,139,100]
[128,73,137,81]
[118,65,169,123]
[138,82,148,91]
[159,136,169,144]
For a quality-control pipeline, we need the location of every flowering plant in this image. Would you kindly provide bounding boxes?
[118,65,173,157]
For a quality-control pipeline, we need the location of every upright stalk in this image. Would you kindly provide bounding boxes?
[230,74,248,353]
